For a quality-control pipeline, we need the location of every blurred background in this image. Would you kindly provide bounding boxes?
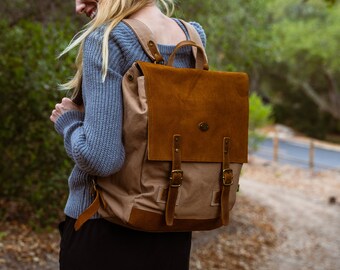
[0,0,339,269]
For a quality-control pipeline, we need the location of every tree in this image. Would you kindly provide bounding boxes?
[178,0,273,93]
[266,0,340,120]
[0,20,78,227]
[0,0,83,25]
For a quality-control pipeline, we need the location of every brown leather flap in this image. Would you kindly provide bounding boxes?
[137,61,249,163]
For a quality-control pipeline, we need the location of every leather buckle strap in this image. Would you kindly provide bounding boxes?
[74,179,106,231]
[123,19,164,64]
[221,137,233,225]
[170,169,183,187]
[222,168,234,186]
[147,40,164,64]
[165,135,182,226]
[178,19,208,64]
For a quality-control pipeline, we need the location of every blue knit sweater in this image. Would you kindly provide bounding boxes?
[55,19,206,219]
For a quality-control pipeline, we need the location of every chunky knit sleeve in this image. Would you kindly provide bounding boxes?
[55,28,126,177]
[189,21,207,48]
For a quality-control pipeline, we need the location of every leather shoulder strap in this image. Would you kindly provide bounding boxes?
[178,19,208,62]
[122,19,164,63]
[178,20,204,47]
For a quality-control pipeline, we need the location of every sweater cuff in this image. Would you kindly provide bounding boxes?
[55,110,85,136]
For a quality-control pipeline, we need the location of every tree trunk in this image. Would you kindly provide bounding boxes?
[287,75,340,120]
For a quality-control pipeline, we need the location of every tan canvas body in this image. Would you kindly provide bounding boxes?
[74,19,249,232]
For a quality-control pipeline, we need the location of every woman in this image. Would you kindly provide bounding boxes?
[50,0,206,269]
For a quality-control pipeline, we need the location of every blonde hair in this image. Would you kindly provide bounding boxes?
[60,0,175,97]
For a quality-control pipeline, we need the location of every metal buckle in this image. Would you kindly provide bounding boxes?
[154,60,165,65]
[222,168,234,186]
[169,169,183,188]
[90,179,98,197]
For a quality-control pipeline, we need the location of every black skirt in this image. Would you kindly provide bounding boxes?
[59,216,192,270]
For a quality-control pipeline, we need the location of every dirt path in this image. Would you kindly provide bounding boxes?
[241,161,340,270]
[242,179,340,270]
[190,194,278,270]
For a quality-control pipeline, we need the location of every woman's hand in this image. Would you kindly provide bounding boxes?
[50,97,84,123]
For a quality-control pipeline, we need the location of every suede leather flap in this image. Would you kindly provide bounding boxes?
[137,61,249,163]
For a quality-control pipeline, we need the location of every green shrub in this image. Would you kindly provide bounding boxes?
[248,92,273,153]
[0,19,78,228]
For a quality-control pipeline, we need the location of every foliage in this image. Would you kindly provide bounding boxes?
[248,93,273,152]
[0,0,81,25]
[178,0,273,73]
[0,19,78,228]
[266,0,340,114]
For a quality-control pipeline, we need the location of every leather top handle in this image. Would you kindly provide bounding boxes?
[167,40,209,70]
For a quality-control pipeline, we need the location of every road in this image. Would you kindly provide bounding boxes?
[254,138,340,171]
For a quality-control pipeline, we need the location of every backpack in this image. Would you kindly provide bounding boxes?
[74,19,249,232]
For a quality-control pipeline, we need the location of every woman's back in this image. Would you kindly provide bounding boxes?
[129,5,187,45]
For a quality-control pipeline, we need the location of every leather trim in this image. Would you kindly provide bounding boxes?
[137,61,249,163]
[128,207,223,232]
[221,137,233,225]
[178,19,208,63]
[165,135,183,226]
[122,19,164,63]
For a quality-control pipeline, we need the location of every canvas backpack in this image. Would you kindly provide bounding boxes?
[74,19,249,232]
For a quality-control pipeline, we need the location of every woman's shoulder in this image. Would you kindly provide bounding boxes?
[188,21,205,33]
[84,22,145,73]
[86,21,137,45]
[86,19,205,48]
[172,19,206,47]
[111,21,139,42]
[187,21,207,47]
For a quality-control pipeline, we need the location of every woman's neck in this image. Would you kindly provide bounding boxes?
[129,5,166,21]
[127,3,186,45]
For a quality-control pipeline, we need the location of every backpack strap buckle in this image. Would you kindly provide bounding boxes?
[220,137,233,225]
[222,169,234,186]
[170,169,183,188]
[74,178,107,231]
[165,135,183,226]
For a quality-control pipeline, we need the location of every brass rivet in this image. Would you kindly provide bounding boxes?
[198,122,209,132]
[148,41,154,47]
[175,149,179,152]
[175,137,179,141]
[127,74,133,81]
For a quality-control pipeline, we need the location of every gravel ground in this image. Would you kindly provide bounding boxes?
[241,159,340,270]
[190,194,277,270]
[0,157,339,270]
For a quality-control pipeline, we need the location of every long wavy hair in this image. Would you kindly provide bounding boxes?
[60,0,175,98]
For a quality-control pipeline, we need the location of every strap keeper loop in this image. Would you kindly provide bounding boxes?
[222,168,234,186]
[169,169,183,187]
